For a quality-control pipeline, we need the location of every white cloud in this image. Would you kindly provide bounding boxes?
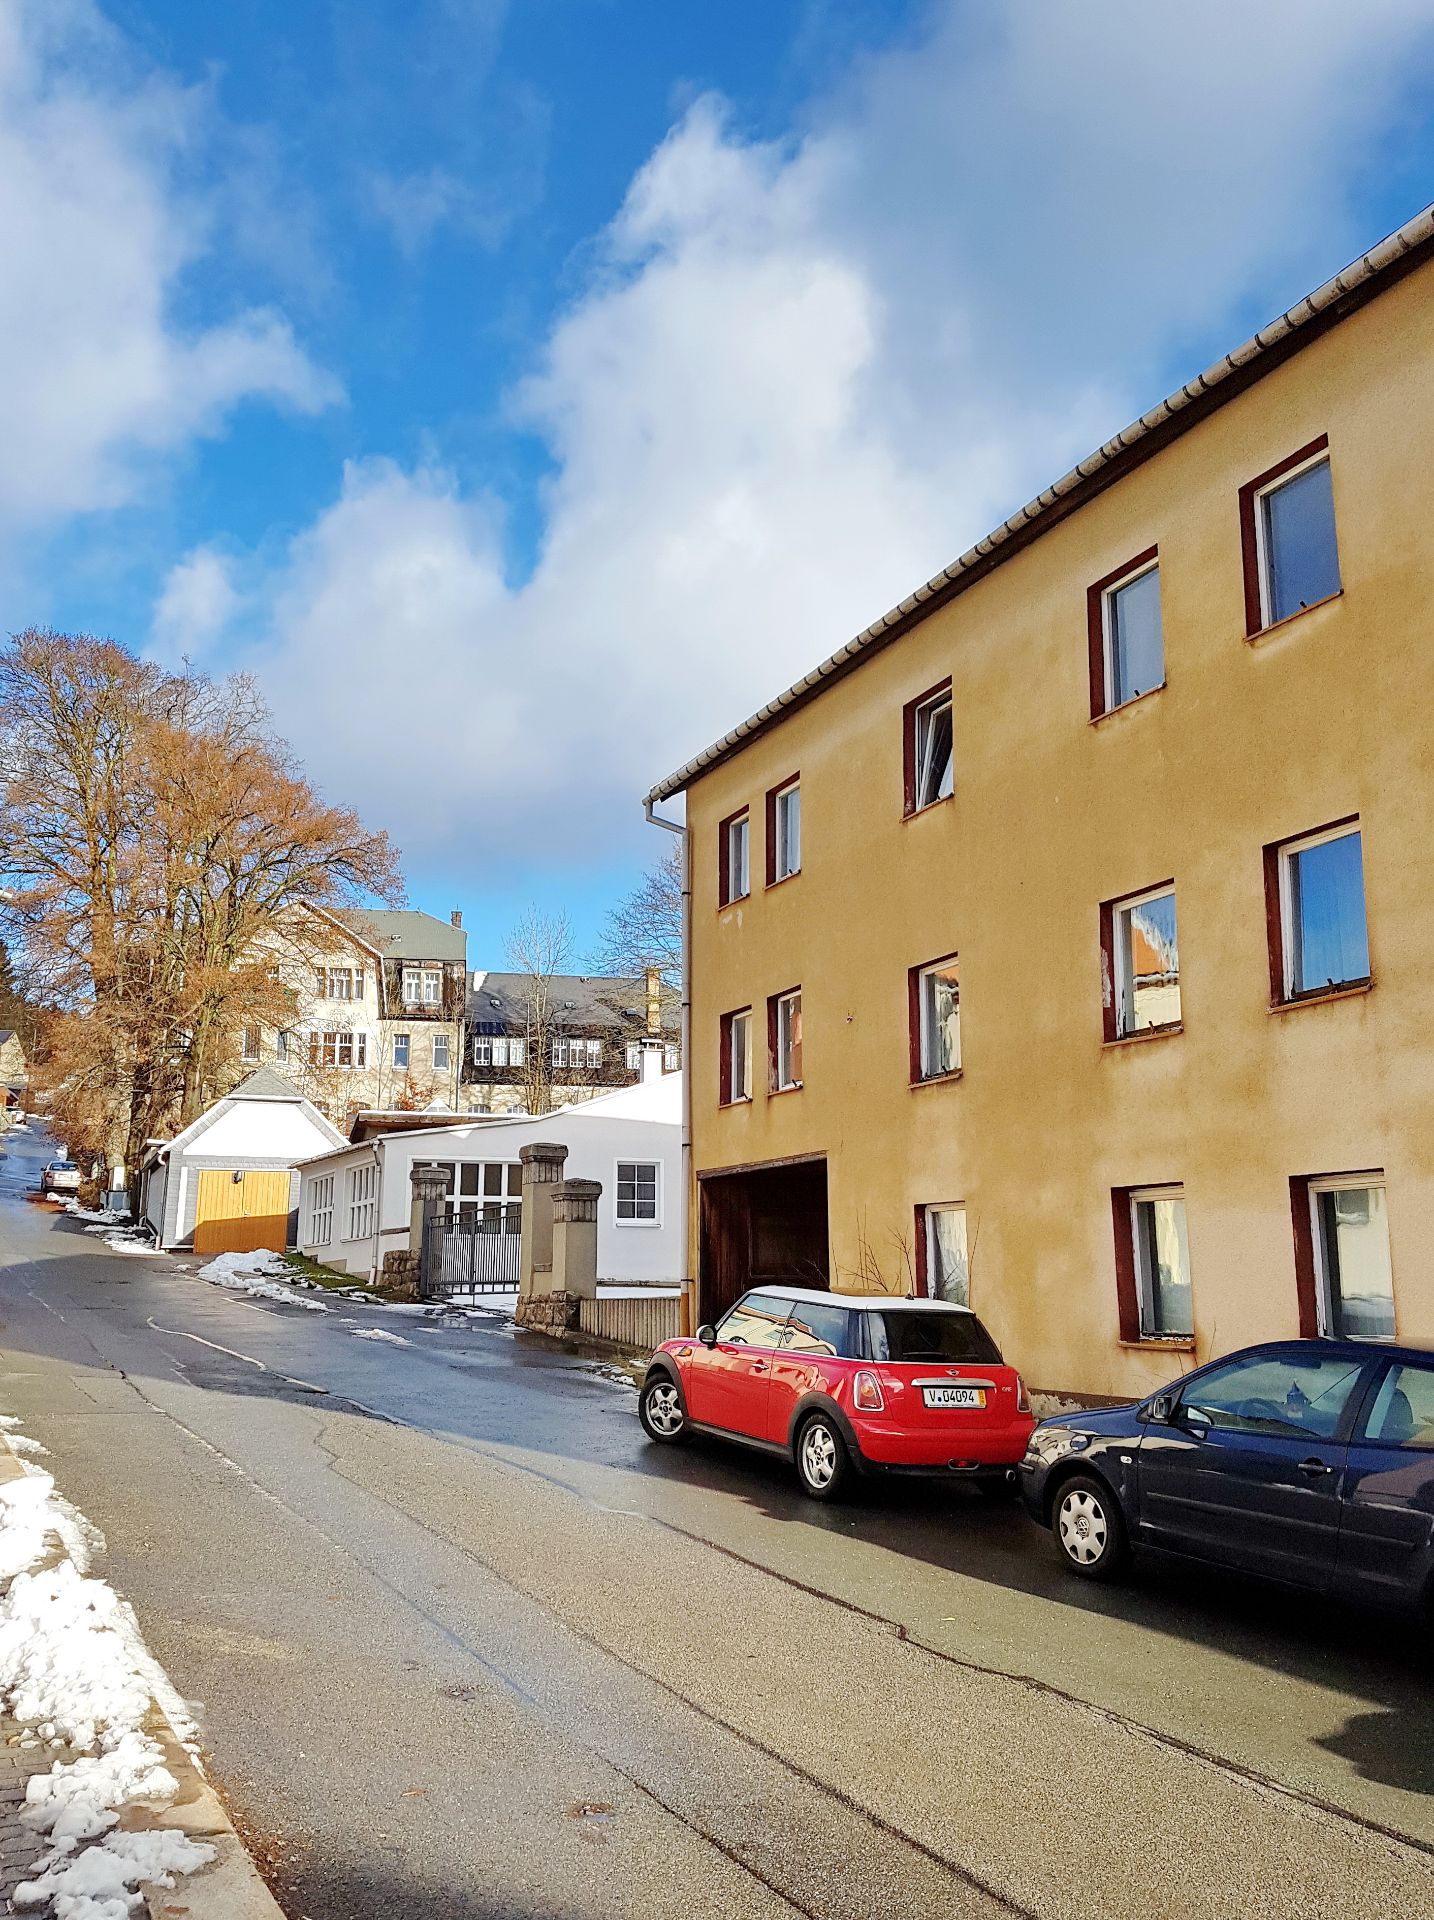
[247,0,1434,868]
[150,546,240,663]
[0,0,337,530]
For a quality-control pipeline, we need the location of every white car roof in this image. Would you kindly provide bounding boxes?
[744,1285,973,1315]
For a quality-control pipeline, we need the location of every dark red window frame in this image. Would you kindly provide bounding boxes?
[1238,433,1329,637]
[765,773,800,887]
[907,953,960,1085]
[767,985,802,1092]
[1288,1176,1321,1339]
[1110,1188,1141,1343]
[718,1006,751,1106]
[902,677,953,817]
[1086,546,1159,719]
[1099,881,1178,1044]
[717,807,749,909]
[1261,813,1361,1005]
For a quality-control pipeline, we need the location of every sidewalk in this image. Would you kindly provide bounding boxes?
[0,1436,285,1919]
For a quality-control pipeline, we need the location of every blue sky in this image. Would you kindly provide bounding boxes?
[5,0,1434,964]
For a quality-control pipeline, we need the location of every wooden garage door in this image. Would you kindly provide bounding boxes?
[193,1169,292,1255]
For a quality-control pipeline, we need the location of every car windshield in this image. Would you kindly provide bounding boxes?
[51,1163,77,1172]
[868,1310,1001,1364]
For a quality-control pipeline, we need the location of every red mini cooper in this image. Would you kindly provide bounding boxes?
[639,1286,1035,1501]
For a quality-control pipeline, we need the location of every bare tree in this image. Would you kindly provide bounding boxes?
[590,843,682,985]
[504,905,574,1116]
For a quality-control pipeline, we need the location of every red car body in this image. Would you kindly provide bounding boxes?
[640,1286,1035,1499]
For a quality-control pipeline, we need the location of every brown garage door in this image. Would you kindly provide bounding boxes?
[193,1168,292,1255]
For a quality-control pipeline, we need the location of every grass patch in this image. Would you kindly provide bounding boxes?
[279,1251,369,1293]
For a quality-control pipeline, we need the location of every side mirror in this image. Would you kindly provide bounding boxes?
[696,1323,718,1349]
[1148,1392,1176,1425]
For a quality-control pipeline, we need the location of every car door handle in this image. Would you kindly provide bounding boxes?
[751,1361,770,1373]
[1297,1457,1332,1477]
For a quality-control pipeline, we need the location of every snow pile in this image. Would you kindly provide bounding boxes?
[98,1236,151,1258]
[0,1452,215,1916]
[196,1250,332,1312]
[348,1327,409,1347]
[66,1204,132,1226]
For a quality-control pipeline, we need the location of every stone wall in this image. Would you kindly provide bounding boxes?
[515,1291,581,1334]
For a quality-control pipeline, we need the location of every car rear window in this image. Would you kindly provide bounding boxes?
[52,1163,77,1172]
[867,1310,1002,1365]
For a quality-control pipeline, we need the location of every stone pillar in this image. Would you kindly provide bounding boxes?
[408,1162,451,1297]
[551,1178,601,1300]
[518,1142,568,1299]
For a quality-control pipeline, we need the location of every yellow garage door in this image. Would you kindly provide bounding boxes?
[193,1169,292,1255]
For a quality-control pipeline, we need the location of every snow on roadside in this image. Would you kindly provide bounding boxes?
[348,1328,410,1347]
[194,1250,332,1312]
[64,1203,132,1227]
[0,1445,215,1916]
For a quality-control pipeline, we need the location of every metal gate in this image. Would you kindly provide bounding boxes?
[420,1210,522,1300]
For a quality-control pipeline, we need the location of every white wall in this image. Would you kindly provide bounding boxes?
[190,1099,340,1163]
[297,1089,683,1284]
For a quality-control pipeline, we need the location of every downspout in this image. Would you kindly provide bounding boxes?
[369,1139,382,1285]
[645,795,693,1335]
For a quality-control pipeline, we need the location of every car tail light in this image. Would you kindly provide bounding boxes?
[853,1369,885,1413]
[1015,1374,1030,1414]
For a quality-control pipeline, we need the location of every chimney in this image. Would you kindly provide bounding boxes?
[451,909,463,929]
[639,1038,664,1083]
[645,964,661,1037]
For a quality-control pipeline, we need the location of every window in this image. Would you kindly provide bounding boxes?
[904,680,954,813]
[1088,550,1162,716]
[920,1203,969,1305]
[777,1302,853,1357]
[625,1041,642,1072]
[1180,1350,1366,1439]
[307,1174,334,1246]
[346,1162,377,1240]
[275,1030,291,1063]
[767,777,801,883]
[447,1160,523,1232]
[719,809,750,906]
[402,965,442,1007]
[393,1032,410,1070]
[308,1030,368,1069]
[1103,885,1180,1039]
[910,957,960,1081]
[1359,1363,1434,1450]
[322,966,361,1001]
[241,1026,260,1064]
[1240,437,1341,634]
[552,1037,601,1071]
[1115,1186,1192,1340]
[769,988,802,1091]
[507,1038,524,1068]
[430,1032,450,1072]
[1266,821,1369,1002]
[1300,1174,1395,1342]
[719,1007,752,1105]
[715,1292,791,1347]
[616,1160,660,1224]
[867,1310,1000,1365]
[663,1042,680,1071]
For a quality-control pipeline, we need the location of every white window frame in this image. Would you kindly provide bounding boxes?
[912,689,954,810]
[1255,451,1338,629]
[663,1041,680,1071]
[1129,1185,1192,1341]
[1112,884,1179,1037]
[323,966,359,1001]
[773,989,802,1091]
[725,813,750,903]
[916,957,960,1080]
[431,1032,450,1073]
[922,1202,969,1305]
[726,1008,752,1104]
[393,1032,410,1070]
[509,1037,525,1068]
[346,1162,377,1241]
[308,1174,334,1246]
[402,965,443,1008]
[1101,558,1162,712]
[614,1158,662,1228]
[773,779,801,881]
[1308,1171,1394,1343]
[625,1041,642,1072]
[1276,822,1367,1001]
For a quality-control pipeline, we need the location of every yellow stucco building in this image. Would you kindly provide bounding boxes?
[646,205,1434,1403]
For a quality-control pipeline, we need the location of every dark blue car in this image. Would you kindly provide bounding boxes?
[1020,1338,1434,1612]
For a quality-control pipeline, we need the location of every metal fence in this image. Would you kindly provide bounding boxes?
[421,1212,521,1299]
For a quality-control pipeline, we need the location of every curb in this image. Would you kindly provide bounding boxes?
[0,1438,286,1920]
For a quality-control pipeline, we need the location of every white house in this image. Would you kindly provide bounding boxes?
[139,1067,346,1253]
[294,1070,683,1286]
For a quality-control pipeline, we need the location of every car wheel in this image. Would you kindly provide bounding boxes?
[796,1412,852,1501]
[1052,1473,1128,1581]
[638,1374,687,1444]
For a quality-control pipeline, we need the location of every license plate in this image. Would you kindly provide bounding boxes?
[921,1385,986,1410]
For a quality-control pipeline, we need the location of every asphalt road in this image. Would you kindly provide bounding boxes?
[2,1128,1433,1920]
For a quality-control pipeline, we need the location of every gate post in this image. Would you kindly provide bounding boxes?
[410,1163,451,1299]
[551,1179,601,1302]
[518,1142,567,1299]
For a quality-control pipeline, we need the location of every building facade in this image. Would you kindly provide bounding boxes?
[462,969,681,1115]
[647,208,1434,1402]
[241,907,467,1123]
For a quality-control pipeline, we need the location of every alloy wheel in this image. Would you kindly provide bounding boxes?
[645,1382,684,1437]
[801,1421,837,1490]
[1057,1487,1109,1566]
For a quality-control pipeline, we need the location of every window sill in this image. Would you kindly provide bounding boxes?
[765,871,800,892]
[910,1069,963,1089]
[717,894,751,914]
[1246,588,1342,645]
[1119,1338,1195,1353]
[1089,683,1166,727]
[719,1095,753,1109]
[902,794,955,821]
[1103,1023,1182,1050]
[769,1082,803,1097]
[1269,979,1372,1014]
